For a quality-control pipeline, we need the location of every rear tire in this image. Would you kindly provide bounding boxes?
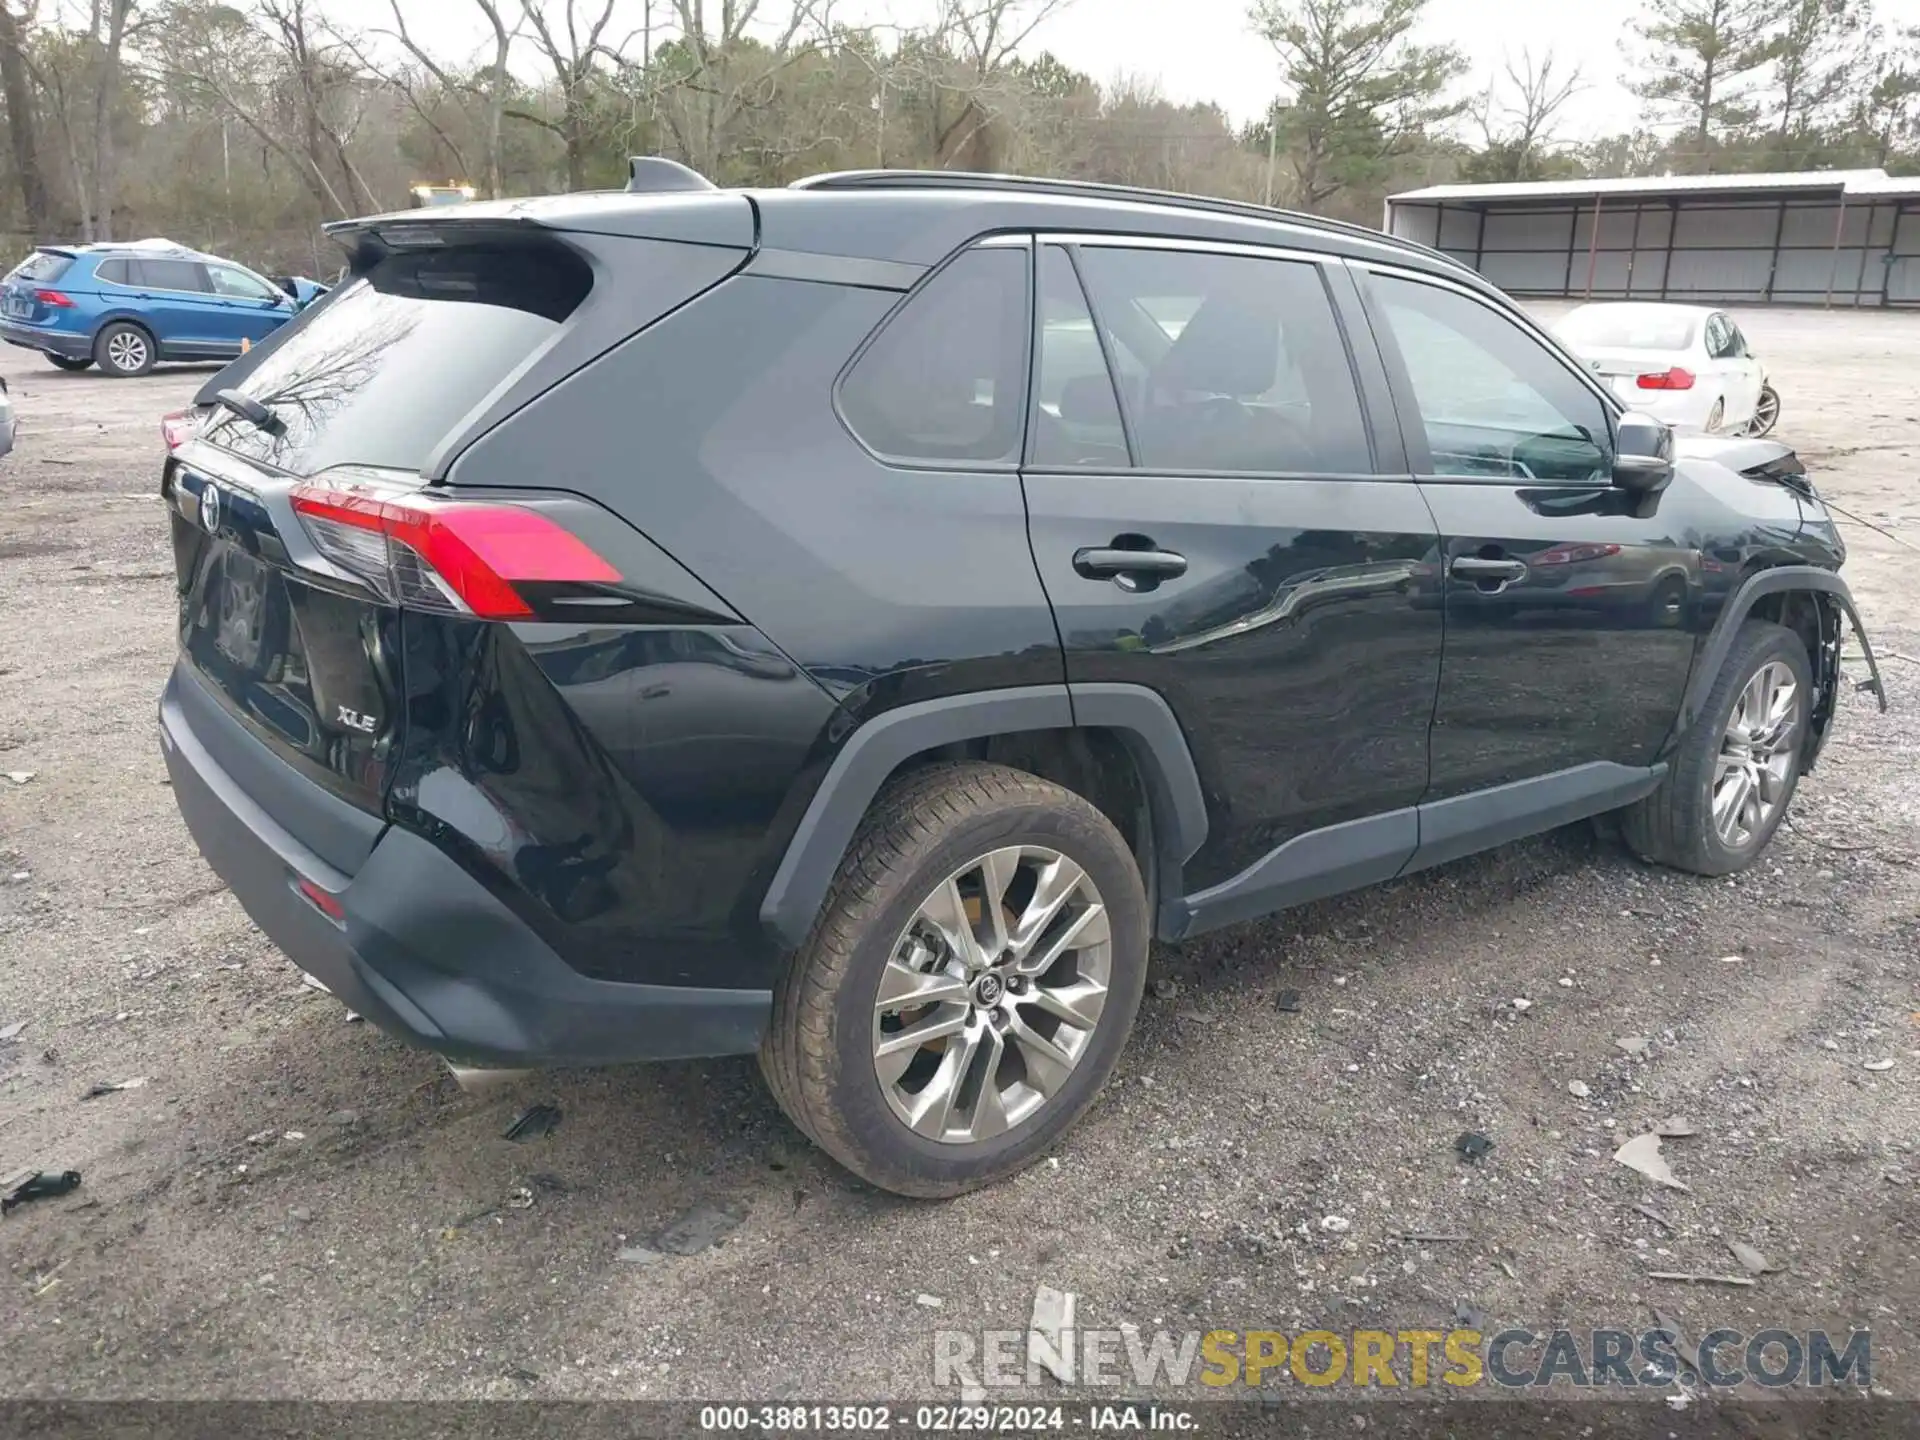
[1741,383,1781,438]
[1620,619,1811,876]
[94,321,155,378]
[47,355,91,372]
[761,761,1149,1198]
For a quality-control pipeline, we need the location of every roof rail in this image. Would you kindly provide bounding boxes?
[789,169,1414,250]
[628,156,717,194]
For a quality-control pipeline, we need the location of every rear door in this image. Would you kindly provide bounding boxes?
[2,248,78,325]
[1354,265,1697,799]
[1020,237,1443,897]
[130,256,221,352]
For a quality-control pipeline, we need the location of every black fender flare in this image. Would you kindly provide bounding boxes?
[1679,565,1886,754]
[758,683,1208,950]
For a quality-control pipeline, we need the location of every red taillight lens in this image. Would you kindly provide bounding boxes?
[1636,367,1695,391]
[293,876,345,924]
[290,482,621,619]
[34,288,73,308]
[1533,542,1622,566]
[161,410,197,450]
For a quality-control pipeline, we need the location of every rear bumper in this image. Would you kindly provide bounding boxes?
[159,663,769,1067]
[0,321,91,359]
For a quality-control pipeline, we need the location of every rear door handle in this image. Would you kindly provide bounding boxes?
[1450,557,1528,582]
[1073,546,1188,582]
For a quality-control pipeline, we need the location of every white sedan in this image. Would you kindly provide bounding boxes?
[1552,302,1779,437]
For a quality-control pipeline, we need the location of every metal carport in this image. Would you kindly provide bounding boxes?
[1385,170,1920,308]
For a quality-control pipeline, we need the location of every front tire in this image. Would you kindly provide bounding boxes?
[46,355,92,372]
[94,321,155,378]
[1620,619,1811,876]
[761,761,1149,1198]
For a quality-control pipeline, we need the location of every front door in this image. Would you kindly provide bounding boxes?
[1019,238,1444,900]
[205,262,294,350]
[1354,266,1697,800]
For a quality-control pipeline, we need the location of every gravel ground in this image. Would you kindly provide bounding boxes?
[0,305,1915,1408]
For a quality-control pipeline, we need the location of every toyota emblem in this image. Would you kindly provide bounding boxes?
[199,482,222,535]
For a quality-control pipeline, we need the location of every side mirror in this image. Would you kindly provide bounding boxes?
[1613,410,1675,494]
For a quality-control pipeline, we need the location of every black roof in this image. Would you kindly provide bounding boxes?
[327,165,1480,290]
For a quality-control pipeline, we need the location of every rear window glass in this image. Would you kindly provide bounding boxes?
[838,246,1030,465]
[10,250,72,284]
[202,243,592,475]
[1557,308,1696,351]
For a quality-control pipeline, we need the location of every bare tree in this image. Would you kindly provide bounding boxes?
[0,0,51,237]
[516,0,618,191]
[89,0,137,239]
[1469,49,1585,182]
[650,0,834,180]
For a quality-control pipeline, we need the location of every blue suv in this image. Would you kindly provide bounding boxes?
[1,242,302,378]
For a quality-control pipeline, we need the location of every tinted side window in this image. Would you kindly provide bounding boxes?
[1073,247,1371,474]
[1704,314,1731,358]
[94,258,130,285]
[839,247,1029,465]
[1030,246,1128,468]
[1371,275,1611,483]
[136,258,210,293]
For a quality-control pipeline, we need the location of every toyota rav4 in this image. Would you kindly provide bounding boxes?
[158,162,1886,1197]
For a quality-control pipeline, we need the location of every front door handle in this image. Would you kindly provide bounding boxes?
[1073,546,1189,584]
[1450,556,1528,582]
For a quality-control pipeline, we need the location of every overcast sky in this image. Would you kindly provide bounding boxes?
[349,0,1920,141]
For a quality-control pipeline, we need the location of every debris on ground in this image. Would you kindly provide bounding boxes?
[1718,954,1745,964]
[4,771,34,785]
[616,1245,664,1265]
[299,972,331,995]
[1634,1203,1676,1232]
[245,1129,275,1145]
[1320,1215,1351,1233]
[1454,1302,1487,1331]
[1028,1284,1076,1382]
[283,1131,305,1142]
[1647,1272,1758,1287]
[1510,998,1532,1012]
[914,1293,944,1308]
[1864,1059,1895,1072]
[506,1187,535,1210]
[1649,1307,1704,1383]
[1654,1116,1698,1138]
[1728,1240,1780,1275]
[1148,977,1180,1000]
[1276,989,1302,1013]
[502,1103,562,1142]
[325,1109,359,1128]
[1616,1036,1650,1056]
[1614,1132,1692,1193]
[650,1200,745,1256]
[1456,1132,1495,1163]
[0,1020,24,1040]
[80,1076,148,1100]
[2,1169,81,1214]
[1568,1079,1592,1098]
[1402,1231,1468,1243]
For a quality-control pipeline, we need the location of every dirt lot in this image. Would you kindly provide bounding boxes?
[0,305,1915,1411]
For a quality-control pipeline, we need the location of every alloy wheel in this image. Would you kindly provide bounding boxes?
[1742,387,1780,437]
[871,845,1111,1145]
[1712,660,1800,849]
[107,331,148,372]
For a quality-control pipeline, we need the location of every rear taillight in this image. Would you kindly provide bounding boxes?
[161,410,197,450]
[1533,542,1622,566]
[1636,367,1694,391]
[34,288,73,308]
[289,480,621,619]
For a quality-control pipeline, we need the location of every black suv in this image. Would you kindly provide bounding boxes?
[159,163,1885,1196]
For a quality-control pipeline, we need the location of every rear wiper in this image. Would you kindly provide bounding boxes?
[213,388,283,435]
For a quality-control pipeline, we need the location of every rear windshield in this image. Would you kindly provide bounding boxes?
[9,250,73,284]
[201,242,592,475]
[1557,308,1695,351]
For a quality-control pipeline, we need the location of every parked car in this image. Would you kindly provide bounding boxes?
[156,164,1885,1198]
[0,240,306,377]
[1552,301,1780,438]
